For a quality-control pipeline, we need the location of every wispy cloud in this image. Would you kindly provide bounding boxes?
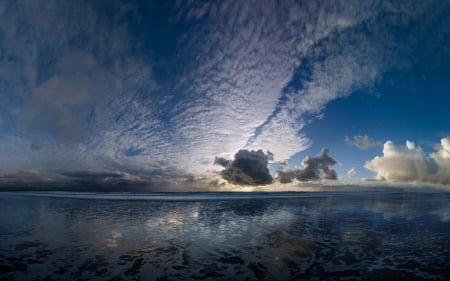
[345,135,380,149]
[347,167,356,178]
[170,0,429,167]
[0,0,441,188]
[0,0,158,169]
[22,51,116,140]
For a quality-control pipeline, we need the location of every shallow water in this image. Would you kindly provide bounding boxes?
[0,191,449,280]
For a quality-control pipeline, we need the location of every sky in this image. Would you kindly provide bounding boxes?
[0,0,449,191]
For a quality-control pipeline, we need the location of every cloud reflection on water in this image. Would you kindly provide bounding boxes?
[0,191,449,280]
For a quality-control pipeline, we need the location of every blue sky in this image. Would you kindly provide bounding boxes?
[302,63,450,180]
[0,0,449,190]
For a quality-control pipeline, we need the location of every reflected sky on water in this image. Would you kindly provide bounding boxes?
[1,191,449,280]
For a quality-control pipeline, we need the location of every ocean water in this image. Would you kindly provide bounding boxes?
[0,191,449,280]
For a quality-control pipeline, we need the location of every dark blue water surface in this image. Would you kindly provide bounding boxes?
[0,191,449,280]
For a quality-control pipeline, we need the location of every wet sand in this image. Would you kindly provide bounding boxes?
[0,191,449,280]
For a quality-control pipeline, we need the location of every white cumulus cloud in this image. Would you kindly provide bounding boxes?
[365,137,450,185]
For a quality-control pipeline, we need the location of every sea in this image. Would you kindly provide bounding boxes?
[0,190,449,280]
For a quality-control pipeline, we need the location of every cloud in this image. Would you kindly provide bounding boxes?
[0,168,198,192]
[60,171,150,190]
[345,135,379,149]
[275,148,338,183]
[0,0,160,170]
[169,0,427,168]
[214,157,231,168]
[279,160,289,169]
[22,51,117,140]
[0,0,444,187]
[0,170,54,189]
[431,137,450,180]
[215,150,274,186]
[0,170,145,191]
[347,167,356,178]
[365,137,450,185]
[275,170,295,184]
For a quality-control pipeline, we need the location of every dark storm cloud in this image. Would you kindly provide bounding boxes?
[60,171,147,190]
[59,168,204,191]
[214,157,231,168]
[0,170,61,190]
[215,150,274,186]
[276,149,338,183]
[0,169,197,192]
[275,170,295,184]
[0,170,148,191]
